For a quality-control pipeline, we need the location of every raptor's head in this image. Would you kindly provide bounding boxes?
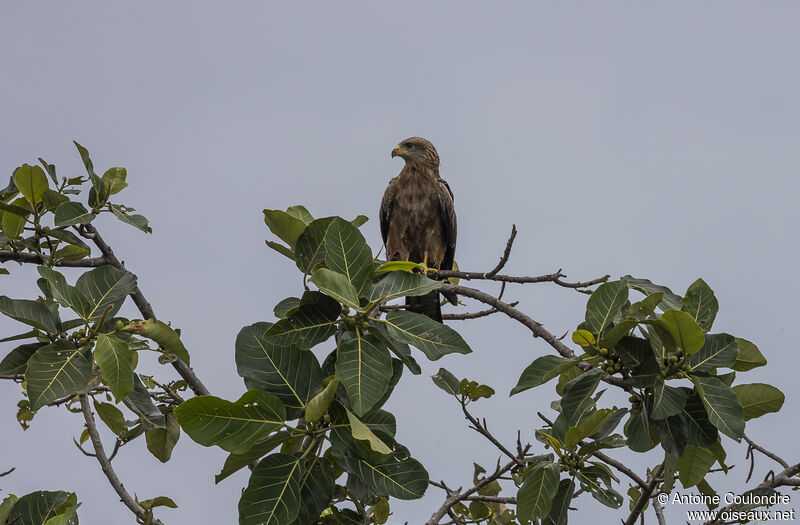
[391,137,440,168]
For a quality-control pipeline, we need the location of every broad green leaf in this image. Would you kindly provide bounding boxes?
[516,462,560,521]
[575,467,624,509]
[336,331,393,416]
[146,408,180,462]
[265,240,295,260]
[681,279,718,331]
[337,455,428,500]
[625,406,657,452]
[37,158,57,184]
[14,164,49,205]
[239,453,304,525]
[138,496,177,511]
[682,390,719,447]
[677,445,715,488]
[74,265,137,322]
[94,400,126,435]
[123,374,166,429]
[370,323,421,375]
[324,217,374,297]
[660,309,705,355]
[52,245,90,262]
[732,338,767,371]
[0,495,18,523]
[652,414,688,457]
[598,317,638,349]
[310,268,361,310]
[305,377,339,423]
[560,368,603,425]
[235,322,322,420]
[25,340,92,411]
[371,498,390,525]
[621,276,682,311]
[73,140,95,175]
[110,204,151,233]
[381,310,471,360]
[691,376,744,441]
[263,208,307,249]
[346,408,392,454]
[123,319,190,365]
[650,376,687,419]
[510,355,578,395]
[8,491,72,525]
[1,197,29,238]
[350,214,369,227]
[585,280,628,335]
[54,201,94,227]
[263,291,340,349]
[1,297,62,337]
[625,292,663,319]
[431,367,461,397]
[296,456,336,524]
[731,383,784,420]
[367,271,442,303]
[546,478,575,525]
[0,174,19,200]
[374,260,426,274]
[36,267,92,320]
[570,408,614,445]
[101,167,128,195]
[176,390,285,454]
[0,342,45,375]
[286,205,314,225]
[273,297,300,319]
[571,329,595,347]
[295,217,335,274]
[689,333,738,372]
[215,430,292,484]
[88,172,108,208]
[94,333,134,399]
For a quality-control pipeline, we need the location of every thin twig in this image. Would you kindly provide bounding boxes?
[624,468,661,525]
[78,394,164,525]
[485,225,517,277]
[0,467,14,478]
[461,401,524,467]
[442,301,519,321]
[652,495,667,525]
[0,251,108,267]
[744,434,789,469]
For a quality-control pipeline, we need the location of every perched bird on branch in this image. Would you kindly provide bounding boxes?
[380,137,457,322]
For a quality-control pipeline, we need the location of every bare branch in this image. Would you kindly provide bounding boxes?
[485,225,517,277]
[461,401,524,467]
[0,467,14,478]
[442,301,519,321]
[0,251,108,267]
[624,468,661,525]
[78,394,164,525]
[652,495,667,525]
[744,433,789,470]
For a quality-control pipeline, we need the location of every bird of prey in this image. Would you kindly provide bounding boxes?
[380,137,457,322]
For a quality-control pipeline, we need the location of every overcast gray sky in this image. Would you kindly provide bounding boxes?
[2,2,799,524]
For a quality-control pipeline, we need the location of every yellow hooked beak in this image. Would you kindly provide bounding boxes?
[391,145,407,158]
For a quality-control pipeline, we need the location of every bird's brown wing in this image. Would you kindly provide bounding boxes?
[437,178,457,272]
[379,176,398,247]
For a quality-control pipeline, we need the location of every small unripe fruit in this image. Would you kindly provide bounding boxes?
[600,348,608,356]
[78,337,88,346]
[614,362,621,371]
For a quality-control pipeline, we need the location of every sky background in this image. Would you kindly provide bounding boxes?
[2,2,799,524]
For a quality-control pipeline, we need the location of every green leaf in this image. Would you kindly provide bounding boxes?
[560,368,603,425]
[176,390,286,454]
[510,355,578,396]
[110,204,151,233]
[102,167,128,195]
[262,291,340,350]
[0,342,45,376]
[345,408,392,454]
[146,408,180,462]
[94,333,134,400]
[235,322,322,420]
[73,140,95,176]
[305,377,340,423]
[732,338,767,371]
[682,390,719,447]
[138,496,177,511]
[381,310,471,360]
[546,478,575,525]
[370,323,421,375]
[621,276,683,311]
[516,462,560,521]
[731,383,785,420]
[599,317,638,349]
[336,331,393,417]
[88,172,108,208]
[263,208,307,249]
[585,280,629,335]
[324,217,374,297]
[571,329,596,347]
[14,164,49,205]
[123,319,190,365]
[239,453,304,525]
[659,309,705,355]
[123,374,166,429]
[295,217,335,274]
[431,367,461,397]
[374,260,426,274]
[367,271,442,303]
[677,445,716,488]
[681,279,718,331]
[296,457,336,524]
[1,197,29,239]
[8,491,72,525]
[625,406,657,452]
[36,267,92,320]
[94,400,126,435]
[273,297,300,318]
[652,414,688,457]
[689,333,738,372]
[625,292,663,319]
[650,376,687,419]
[25,339,92,410]
[337,455,428,500]
[575,467,624,509]
[0,494,18,523]
[54,201,94,227]
[265,240,295,260]
[310,268,361,310]
[75,265,137,322]
[691,376,744,441]
[52,244,90,262]
[215,430,292,484]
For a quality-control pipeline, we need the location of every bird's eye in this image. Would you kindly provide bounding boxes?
[404,143,413,149]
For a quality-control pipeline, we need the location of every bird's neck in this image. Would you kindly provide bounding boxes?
[400,162,439,180]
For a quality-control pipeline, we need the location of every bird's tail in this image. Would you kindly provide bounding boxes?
[406,291,442,323]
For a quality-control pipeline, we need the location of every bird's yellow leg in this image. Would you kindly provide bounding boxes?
[422,253,437,275]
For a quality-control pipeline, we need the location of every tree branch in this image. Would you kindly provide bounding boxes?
[624,468,661,525]
[0,251,108,267]
[744,433,789,470]
[79,394,164,525]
